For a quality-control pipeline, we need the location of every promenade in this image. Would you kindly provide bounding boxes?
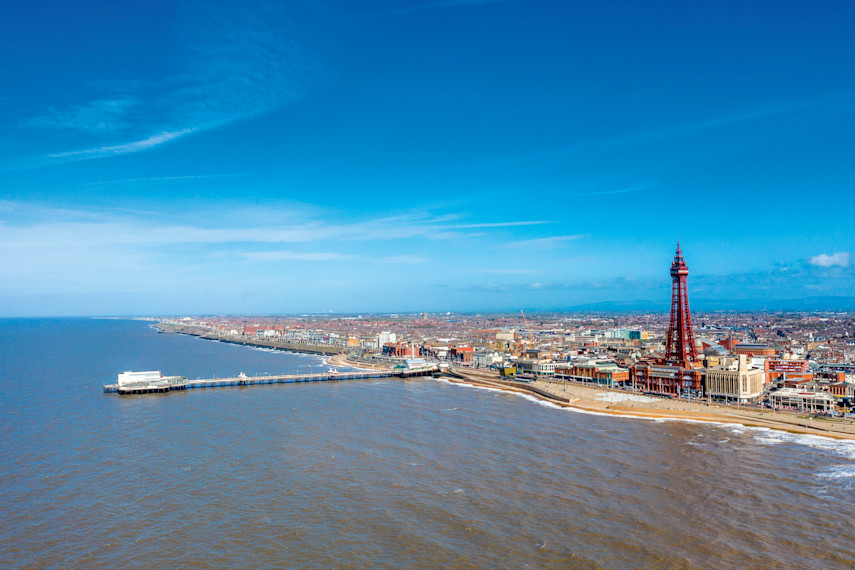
[449,369,855,441]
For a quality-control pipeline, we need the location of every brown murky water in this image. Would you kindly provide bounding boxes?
[2,319,854,568]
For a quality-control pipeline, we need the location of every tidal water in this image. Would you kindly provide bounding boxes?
[2,319,855,568]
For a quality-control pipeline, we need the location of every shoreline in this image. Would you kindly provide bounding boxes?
[326,352,391,371]
[152,323,855,442]
[156,324,347,356]
[445,370,855,442]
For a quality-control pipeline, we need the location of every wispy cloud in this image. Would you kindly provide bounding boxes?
[381,255,431,264]
[504,93,855,166]
[25,98,139,134]
[242,251,357,261]
[567,183,656,198]
[447,220,553,229]
[810,252,850,268]
[0,201,542,251]
[47,129,195,160]
[85,173,242,187]
[505,235,586,249]
[478,268,539,274]
[18,1,327,168]
[364,0,516,18]
[0,200,591,302]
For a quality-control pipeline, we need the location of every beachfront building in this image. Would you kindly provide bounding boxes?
[768,388,835,413]
[828,381,855,410]
[630,360,703,396]
[473,351,502,368]
[515,358,537,376]
[556,360,630,386]
[703,363,765,403]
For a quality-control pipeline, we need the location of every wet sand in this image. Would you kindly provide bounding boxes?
[448,369,855,441]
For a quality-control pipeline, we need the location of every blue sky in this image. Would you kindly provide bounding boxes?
[2,0,854,316]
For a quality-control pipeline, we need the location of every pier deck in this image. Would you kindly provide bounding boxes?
[103,366,438,395]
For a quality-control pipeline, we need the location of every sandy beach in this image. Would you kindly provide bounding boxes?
[447,369,855,442]
[326,352,392,371]
[321,356,855,441]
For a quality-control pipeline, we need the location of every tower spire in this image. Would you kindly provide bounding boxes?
[665,243,697,364]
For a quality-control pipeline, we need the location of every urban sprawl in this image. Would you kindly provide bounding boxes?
[156,247,855,417]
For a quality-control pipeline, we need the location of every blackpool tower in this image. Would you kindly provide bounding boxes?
[665,243,698,364]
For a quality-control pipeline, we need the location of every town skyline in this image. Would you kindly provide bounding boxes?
[2,1,854,317]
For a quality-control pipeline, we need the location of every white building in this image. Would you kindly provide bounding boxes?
[117,371,162,387]
[473,351,502,368]
[703,355,765,402]
[378,331,397,345]
[769,388,835,413]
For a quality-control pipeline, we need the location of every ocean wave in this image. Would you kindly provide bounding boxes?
[433,377,506,395]
[434,377,855,456]
[817,464,855,480]
[436,378,729,422]
[515,393,565,411]
[749,428,855,459]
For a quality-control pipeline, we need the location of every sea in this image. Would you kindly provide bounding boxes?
[2,318,855,569]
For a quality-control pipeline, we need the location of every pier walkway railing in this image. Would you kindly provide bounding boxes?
[104,366,438,395]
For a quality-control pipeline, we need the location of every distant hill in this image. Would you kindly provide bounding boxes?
[561,300,668,313]
[562,296,855,313]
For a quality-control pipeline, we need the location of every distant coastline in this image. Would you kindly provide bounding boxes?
[154,323,349,357]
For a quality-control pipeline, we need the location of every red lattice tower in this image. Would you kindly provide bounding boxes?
[665,243,698,364]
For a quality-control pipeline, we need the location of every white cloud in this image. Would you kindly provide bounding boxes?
[1,202,558,298]
[809,252,850,268]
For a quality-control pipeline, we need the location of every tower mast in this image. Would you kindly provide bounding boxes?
[665,243,698,364]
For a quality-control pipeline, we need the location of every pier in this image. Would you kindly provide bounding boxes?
[103,366,439,395]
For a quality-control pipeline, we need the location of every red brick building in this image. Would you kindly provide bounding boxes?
[631,360,703,396]
[449,346,474,363]
[555,361,630,384]
[733,343,777,357]
[383,343,418,358]
[765,358,812,385]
